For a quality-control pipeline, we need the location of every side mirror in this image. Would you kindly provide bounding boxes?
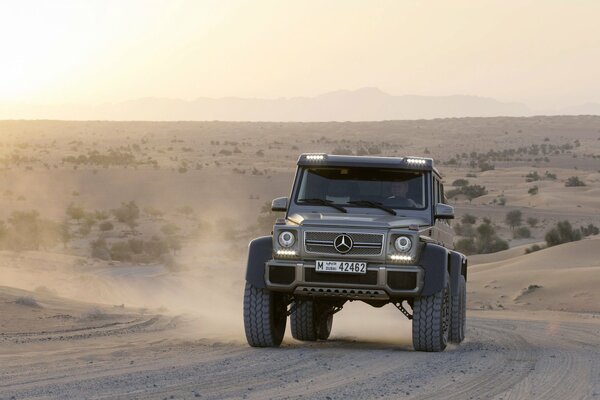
[271,197,288,212]
[435,203,454,220]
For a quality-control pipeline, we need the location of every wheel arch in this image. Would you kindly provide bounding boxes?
[245,236,273,289]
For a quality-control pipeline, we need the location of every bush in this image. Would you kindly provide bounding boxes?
[505,210,523,229]
[528,186,539,195]
[545,221,582,247]
[446,185,487,201]
[526,217,539,228]
[461,214,477,225]
[565,176,586,187]
[525,171,540,182]
[514,226,531,239]
[580,224,600,237]
[112,201,140,230]
[91,239,110,260]
[452,179,469,187]
[99,221,114,231]
[66,204,86,222]
[525,244,543,254]
[109,241,133,262]
[454,221,508,255]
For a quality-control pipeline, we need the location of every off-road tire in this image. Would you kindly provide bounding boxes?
[412,279,450,352]
[290,301,334,341]
[243,282,287,347]
[449,275,466,343]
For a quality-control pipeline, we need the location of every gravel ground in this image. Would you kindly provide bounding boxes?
[1,311,599,400]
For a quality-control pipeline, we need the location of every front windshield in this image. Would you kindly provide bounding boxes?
[295,167,427,210]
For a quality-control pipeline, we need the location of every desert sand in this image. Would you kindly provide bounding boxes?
[1,117,600,399]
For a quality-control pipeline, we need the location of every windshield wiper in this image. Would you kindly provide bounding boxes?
[348,200,397,215]
[298,198,348,213]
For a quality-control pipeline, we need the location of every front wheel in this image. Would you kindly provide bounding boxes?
[412,279,450,352]
[243,282,288,347]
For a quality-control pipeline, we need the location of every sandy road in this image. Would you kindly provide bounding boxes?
[1,310,599,400]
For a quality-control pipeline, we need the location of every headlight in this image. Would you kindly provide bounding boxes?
[278,231,296,248]
[394,236,412,252]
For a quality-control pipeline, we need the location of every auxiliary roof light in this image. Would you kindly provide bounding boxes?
[305,153,326,161]
[405,158,427,165]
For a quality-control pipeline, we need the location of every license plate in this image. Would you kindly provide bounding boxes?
[315,260,367,274]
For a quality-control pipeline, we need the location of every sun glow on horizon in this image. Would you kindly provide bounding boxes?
[1,0,600,111]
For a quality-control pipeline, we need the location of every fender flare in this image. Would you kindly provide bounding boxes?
[418,243,449,296]
[245,236,273,289]
[449,250,467,298]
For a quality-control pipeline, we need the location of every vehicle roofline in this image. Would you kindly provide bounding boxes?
[296,153,442,176]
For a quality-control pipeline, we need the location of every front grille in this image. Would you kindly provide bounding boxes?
[305,268,378,285]
[304,231,384,256]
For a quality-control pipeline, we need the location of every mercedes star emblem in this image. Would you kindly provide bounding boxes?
[334,234,353,254]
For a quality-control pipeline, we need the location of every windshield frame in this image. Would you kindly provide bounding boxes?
[291,166,430,213]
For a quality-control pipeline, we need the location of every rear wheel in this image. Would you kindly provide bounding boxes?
[291,300,335,341]
[412,279,450,352]
[449,275,466,343]
[243,282,288,347]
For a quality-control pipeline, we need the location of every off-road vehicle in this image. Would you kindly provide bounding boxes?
[243,154,467,352]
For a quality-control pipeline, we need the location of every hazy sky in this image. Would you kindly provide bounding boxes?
[1,0,600,109]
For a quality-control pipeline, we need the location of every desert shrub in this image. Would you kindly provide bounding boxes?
[544,171,557,180]
[219,149,232,156]
[255,150,265,157]
[466,173,477,178]
[66,204,86,222]
[454,221,508,255]
[478,161,495,172]
[505,210,522,229]
[2,211,60,251]
[461,214,477,225]
[513,226,531,239]
[528,186,539,195]
[452,179,469,187]
[15,296,40,307]
[565,176,586,187]
[526,217,539,228]
[99,221,114,231]
[525,171,540,182]
[455,238,477,254]
[525,244,543,254]
[453,222,476,238]
[446,185,487,201]
[178,166,188,173]
[128,238,145,254]
[161,223,180,236]
[94,210,110,220]
[109,241,133,262]
[143,206,164,218]
[580,224,600,237]
[91,239,110,260]
[112,201,140,230]
[545,220,582,247]
[144,236,169,258]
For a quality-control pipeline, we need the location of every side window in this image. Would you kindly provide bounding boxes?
[433,178,439,204]
[440,183,445,203]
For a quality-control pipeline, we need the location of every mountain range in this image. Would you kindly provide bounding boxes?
[2,87,599,121]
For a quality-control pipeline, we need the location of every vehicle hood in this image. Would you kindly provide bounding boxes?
[287,212,429,229]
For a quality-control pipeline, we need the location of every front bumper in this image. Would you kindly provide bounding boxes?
[265,259,424,300]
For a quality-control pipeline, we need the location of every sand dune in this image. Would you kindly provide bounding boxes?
[469,236,600,312]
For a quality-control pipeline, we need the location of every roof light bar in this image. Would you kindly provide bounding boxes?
[305,153,326,161]
[405,158,427,165]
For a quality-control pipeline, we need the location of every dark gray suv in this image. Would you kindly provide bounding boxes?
[244,154,467,352]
